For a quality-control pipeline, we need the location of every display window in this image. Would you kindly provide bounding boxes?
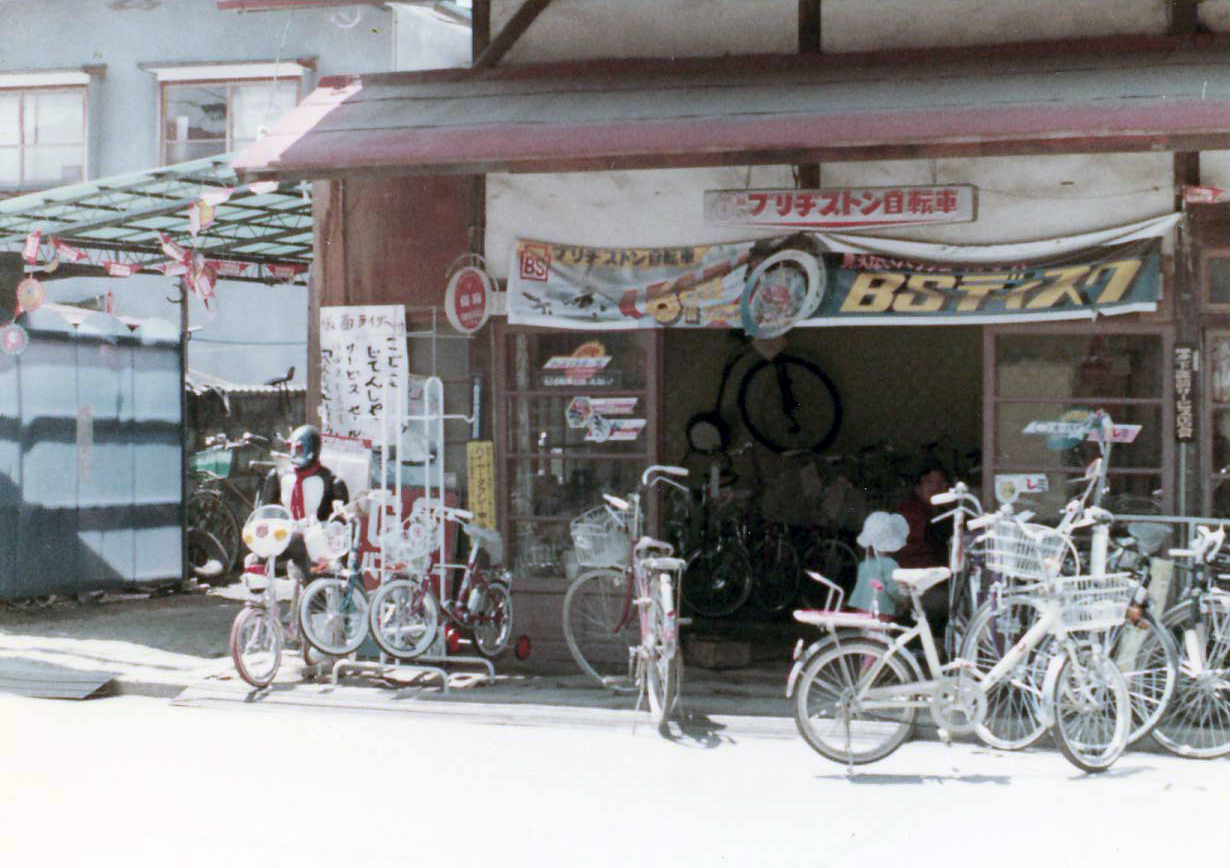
[495,327,661,576]
[1204,329,1230,516]
[986,327,1170,518]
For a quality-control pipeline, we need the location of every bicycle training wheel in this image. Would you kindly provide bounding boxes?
[737,354,842,454]
[368,578,440,660]
[1152,597,1230,758]
[963,596,1052,751]
[299,577,370,657]
[1051,643,1132,773]
[681,546,753,618]
[470,581,514,658]
[230,607,281,688]
[1105,609,1179,746]
[562,568,638,693]
[793,639,917,764]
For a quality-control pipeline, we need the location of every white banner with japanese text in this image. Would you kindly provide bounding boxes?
[320,305,409,442]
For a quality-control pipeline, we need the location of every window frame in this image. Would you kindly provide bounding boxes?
[983,321,1174,516]
[0,83,88,192]
[159,75,301,166]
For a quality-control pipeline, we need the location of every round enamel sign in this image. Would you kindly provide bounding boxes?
[444,266,493,334]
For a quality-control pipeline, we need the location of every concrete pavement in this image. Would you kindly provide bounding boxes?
[0,583,804,738]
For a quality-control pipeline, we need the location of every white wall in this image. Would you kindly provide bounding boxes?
[485,152,1176,278]
[392,3,472,70]
[492,0,1173,61]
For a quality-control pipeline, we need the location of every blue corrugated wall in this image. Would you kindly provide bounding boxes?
[0,308,182,599]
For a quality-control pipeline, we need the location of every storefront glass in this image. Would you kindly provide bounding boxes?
[500,330,657,576]
[990,330,1167,517]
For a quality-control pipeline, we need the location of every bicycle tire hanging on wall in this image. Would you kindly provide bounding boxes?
[736,354,843,454]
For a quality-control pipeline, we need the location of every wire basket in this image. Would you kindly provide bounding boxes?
[570,505,630,569]
[983,519,1073,583]
[1053,573,1134,631]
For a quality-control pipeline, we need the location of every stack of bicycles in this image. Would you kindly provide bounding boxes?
[788,412,1170,773]
[562,465,690,733]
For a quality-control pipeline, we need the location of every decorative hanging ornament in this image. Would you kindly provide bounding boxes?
[22,230,42,265]
[16,277,45,313]
[50,236,89,263]
[0,323,29,356]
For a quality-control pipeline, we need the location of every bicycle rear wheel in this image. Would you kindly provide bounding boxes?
[794,639,917,764]
[187,490,241,572]
[749,529,801,613]
[470,581,514,658]
[800,537,858,607]
[368,578,440,660]
[563,568,638,693]
[1105,609,1179,746]
[737,355,842,454]
[1152,597,1230,758]
[1051,643,1132,773]
[299,577,370,657]
[230,606,281,688]
[963,596,1051,751]
[681,546,753,618]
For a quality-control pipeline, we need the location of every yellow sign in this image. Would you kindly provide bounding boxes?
[467,441,497,529]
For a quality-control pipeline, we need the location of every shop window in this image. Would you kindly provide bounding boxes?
[161,77,298,164]
[498,329,659,577]
[988,329,1168,518]
[1204,251,1230,311]
[0,87,86,189]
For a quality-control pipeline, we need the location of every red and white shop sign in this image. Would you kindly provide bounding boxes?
[444,266,492,334]
[703,185,977,229]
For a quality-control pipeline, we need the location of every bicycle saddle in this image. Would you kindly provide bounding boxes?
[463,522,505,565]
[890,566,951,594]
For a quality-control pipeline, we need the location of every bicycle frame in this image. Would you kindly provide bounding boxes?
[1169,525,1229,678]
[814,575,1093,732]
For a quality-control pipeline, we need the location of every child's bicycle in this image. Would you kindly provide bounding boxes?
[367,503,515,660]
[229,504,320,687]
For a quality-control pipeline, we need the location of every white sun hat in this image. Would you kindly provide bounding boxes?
[856,511,909,554]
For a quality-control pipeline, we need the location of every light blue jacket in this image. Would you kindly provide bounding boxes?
[848,553,906,617]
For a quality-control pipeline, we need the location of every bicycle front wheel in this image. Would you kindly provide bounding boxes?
[187,490,241,572]
[737,355,842,454]
[1051,643,1132,773]
[1152,596,1230,758]
[963,596,1052,751]
[562,568,638,693]
[230,607,281,688]
[470,581,514,658]
[681,546,753,618]
[794,639,917,764]
[368,578,440,660]
[299,577,370,656]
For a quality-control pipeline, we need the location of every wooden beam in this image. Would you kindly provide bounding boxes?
[473,0,550,69]
[1169,0,1200,35]
[471,0,490,63]
[797,1,822,188]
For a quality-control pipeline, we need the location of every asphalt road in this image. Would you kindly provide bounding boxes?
[1,692,1225,868]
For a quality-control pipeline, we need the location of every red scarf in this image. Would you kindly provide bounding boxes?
[290,462,321,520]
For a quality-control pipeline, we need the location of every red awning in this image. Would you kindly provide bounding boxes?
[235,35,1230,181]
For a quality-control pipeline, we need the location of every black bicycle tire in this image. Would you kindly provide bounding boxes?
[736,354,843,454]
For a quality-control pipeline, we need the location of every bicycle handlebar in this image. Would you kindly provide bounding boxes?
[641,464,689,486]
[1170,524,1226,563]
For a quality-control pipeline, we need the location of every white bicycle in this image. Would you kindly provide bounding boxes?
[792,516,1135,773]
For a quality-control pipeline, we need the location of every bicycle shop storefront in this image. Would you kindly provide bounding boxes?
[494,213,1182,625]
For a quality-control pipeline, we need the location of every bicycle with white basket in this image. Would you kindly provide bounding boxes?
[791,511,1135,772]
[562,465,690,732]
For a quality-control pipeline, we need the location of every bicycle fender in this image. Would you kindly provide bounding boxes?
[785,630,918,698]
[1038,650,1068,728]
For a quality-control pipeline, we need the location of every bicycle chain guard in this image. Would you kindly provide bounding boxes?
[930,671,986,734]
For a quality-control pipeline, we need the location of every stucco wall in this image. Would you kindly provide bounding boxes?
[491,0,1177,61]
[0,0,394,179]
